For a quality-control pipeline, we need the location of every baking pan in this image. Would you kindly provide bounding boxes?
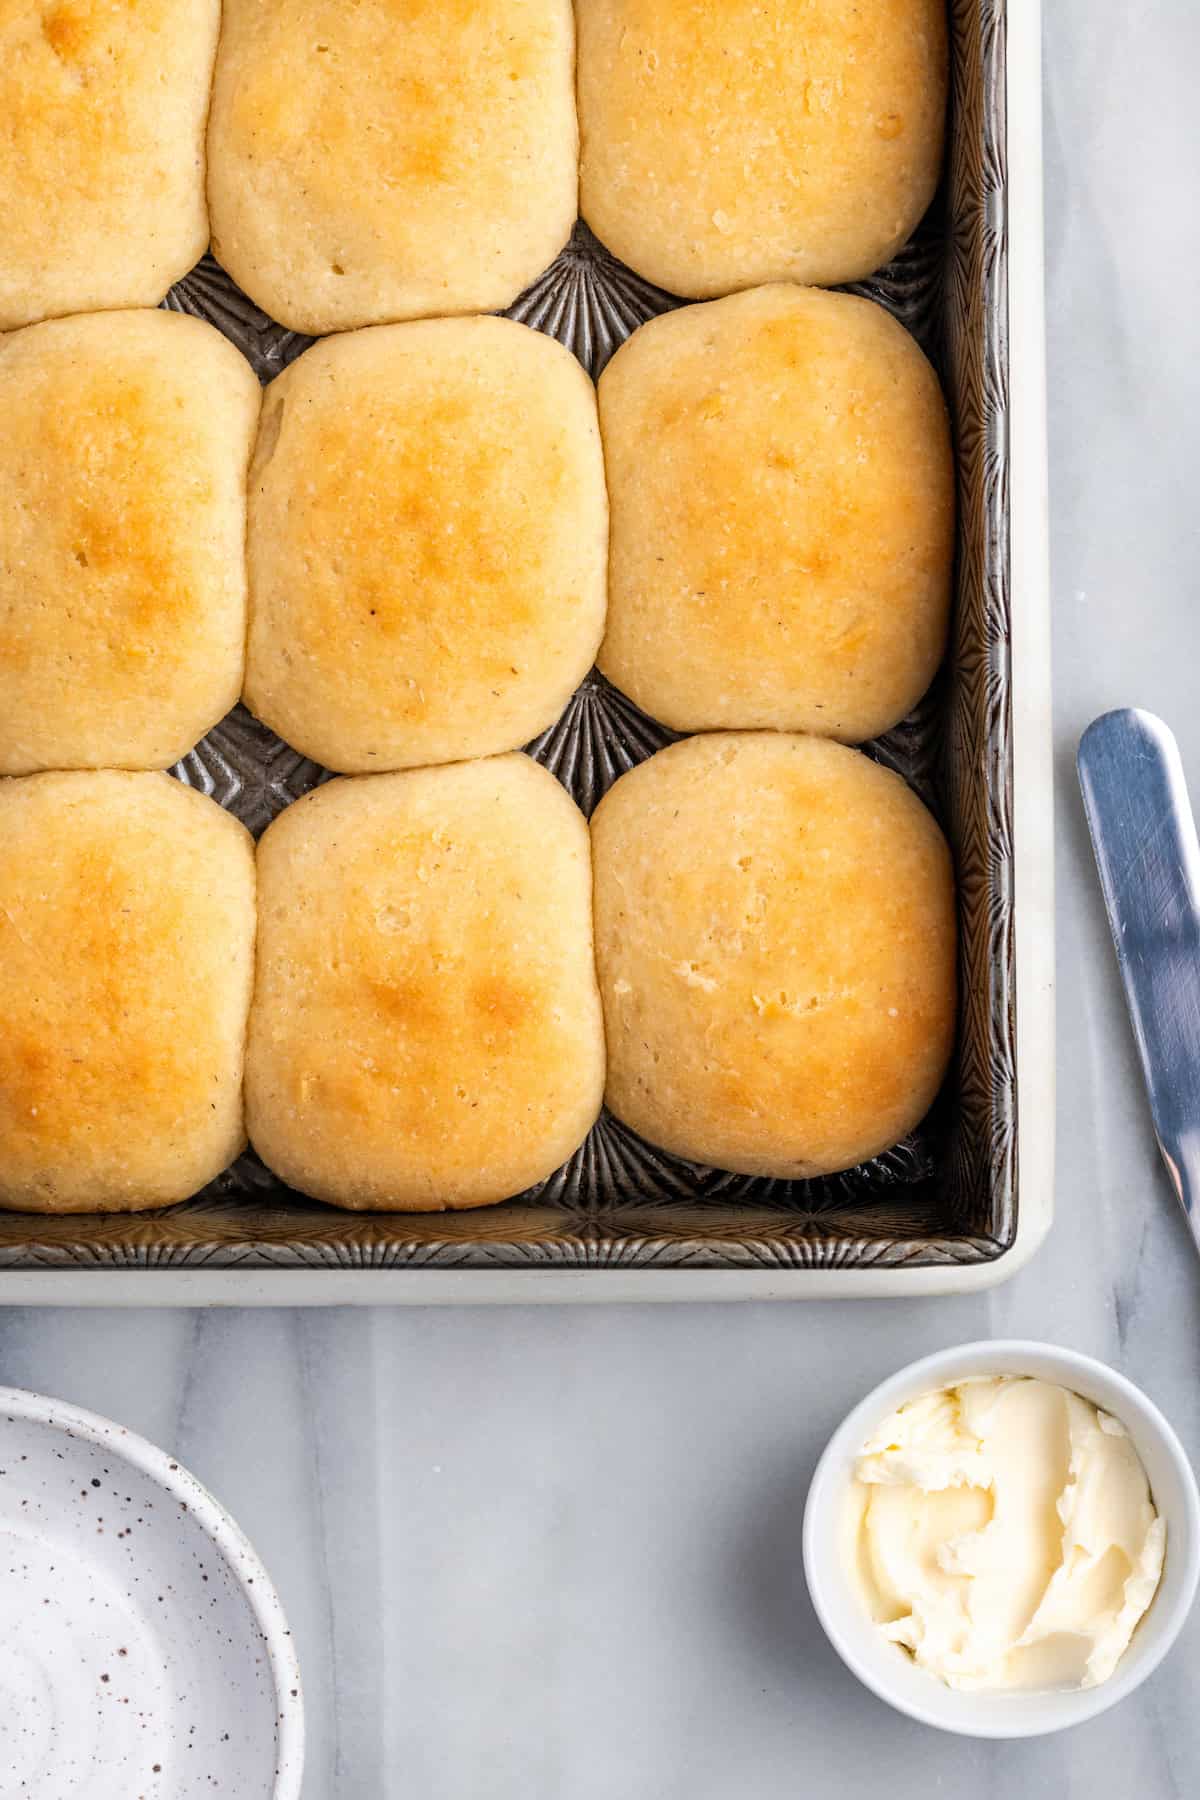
[0,0,1052,1303]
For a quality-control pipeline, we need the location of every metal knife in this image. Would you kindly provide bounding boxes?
[1079,707,1200,1248]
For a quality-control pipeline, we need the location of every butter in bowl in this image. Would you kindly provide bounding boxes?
[802,1342,1200,1737]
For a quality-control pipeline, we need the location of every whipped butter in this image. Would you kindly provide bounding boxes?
[845,1377,1165,1691]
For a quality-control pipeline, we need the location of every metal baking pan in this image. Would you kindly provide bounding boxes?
[1,0,1052,1303]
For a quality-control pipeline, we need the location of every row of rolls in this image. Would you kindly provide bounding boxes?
[0,740,956,1215]
[3,0,948,334]
[1,286,953,780]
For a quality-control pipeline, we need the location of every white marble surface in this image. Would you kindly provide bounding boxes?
[4,5,1200,1794]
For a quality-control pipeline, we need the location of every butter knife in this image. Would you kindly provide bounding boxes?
[1079,707,1200,1247]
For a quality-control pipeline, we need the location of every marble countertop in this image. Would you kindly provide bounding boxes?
[5,4,1200,1794]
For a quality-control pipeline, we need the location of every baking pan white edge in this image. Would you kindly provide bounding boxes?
[4,0,1052,1307]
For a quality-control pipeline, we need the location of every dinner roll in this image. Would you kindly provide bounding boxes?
[0,772,255,1213]
[597,286,953,741]
[0,312,260,776]
[577,0,947,297]
[0,1,218,331]
[591,734,956,1179]
[247,757,605,1210]
[244,317,607,773]
[207,0,578,334]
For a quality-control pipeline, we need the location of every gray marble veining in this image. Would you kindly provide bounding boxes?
[3,3,1200,1794]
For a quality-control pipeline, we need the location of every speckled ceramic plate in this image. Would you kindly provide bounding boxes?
[0,1388,304,1798]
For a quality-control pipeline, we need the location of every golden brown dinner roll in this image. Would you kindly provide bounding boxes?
[597,286,954,741]
[591,734,956,1179]
[244,316,607,773]
[0,771,256,1213]
[0,1,218,331]
[0,312,260,776]
[207,0,578,334]
[577,0,947,297]
[247,757,605,1210]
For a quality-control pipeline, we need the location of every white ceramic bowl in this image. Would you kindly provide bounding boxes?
[0,1386,304,1797]
[802,1340,1200,1738]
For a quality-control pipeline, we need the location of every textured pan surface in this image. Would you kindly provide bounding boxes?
[0,0,1012,1272]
